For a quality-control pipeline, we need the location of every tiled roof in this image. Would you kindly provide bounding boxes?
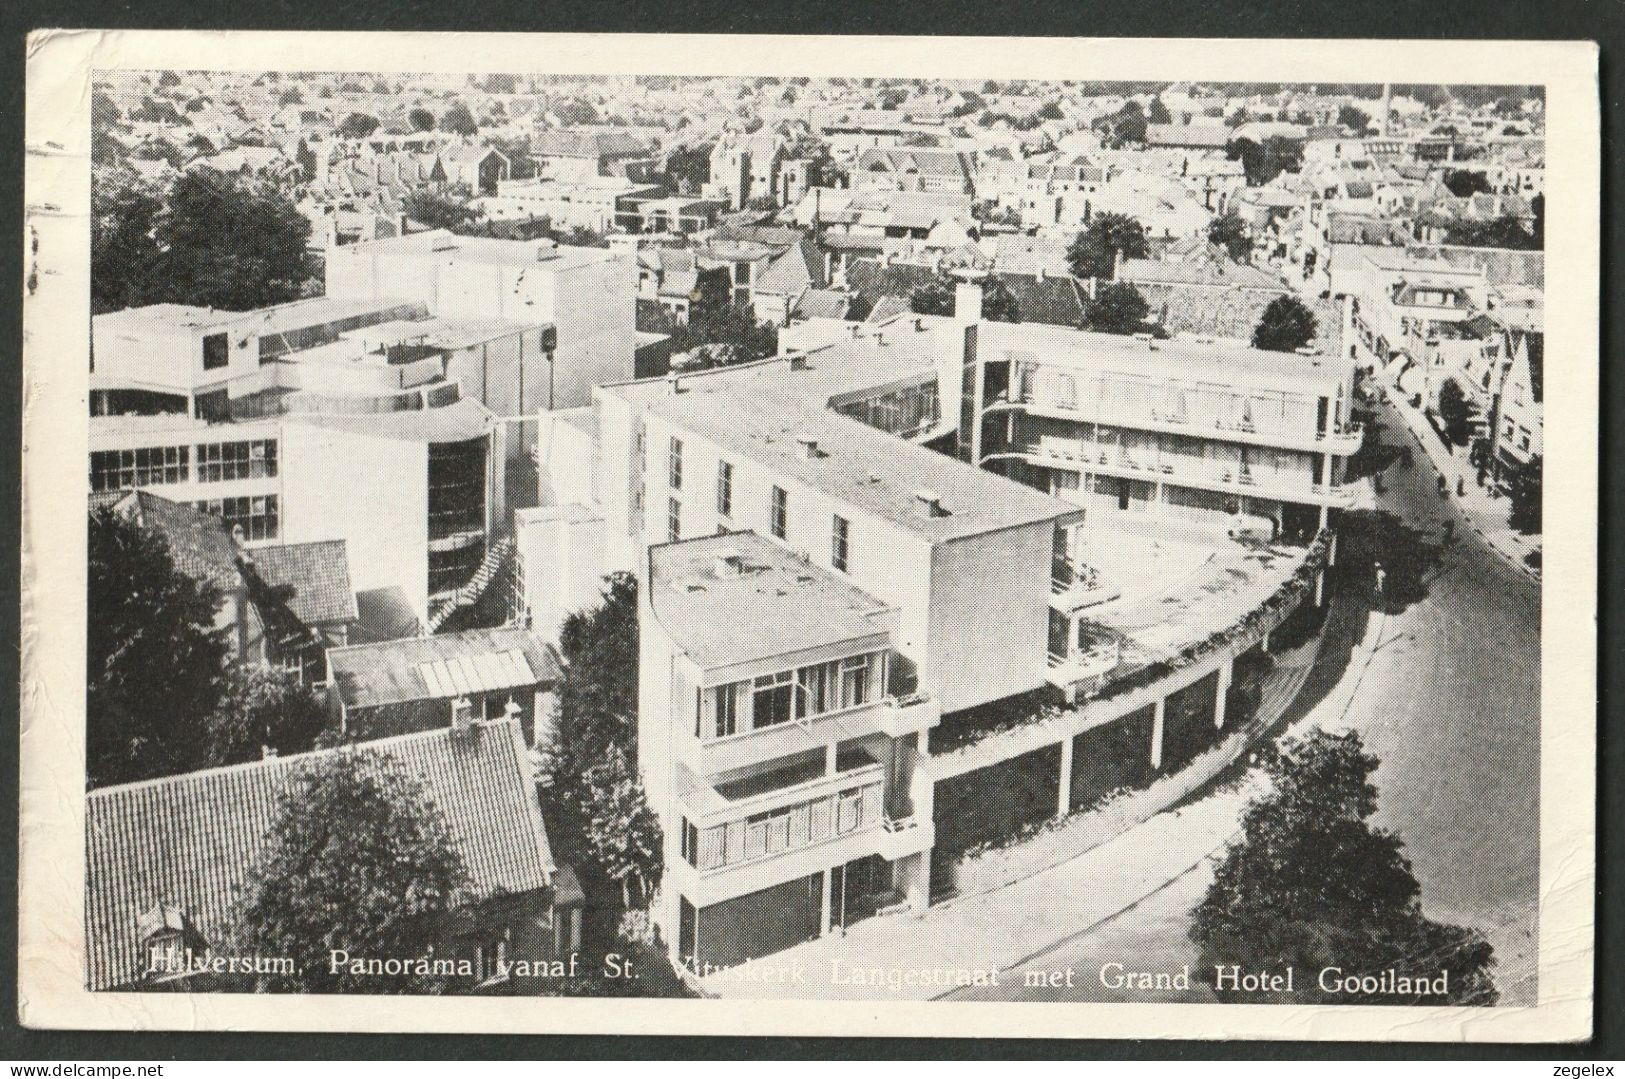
[248,541,358,626]
[753,238,826,296]
[85,718,553,991]
[791,288,855,322]
[328,626,560,711]
[111,491,241,594]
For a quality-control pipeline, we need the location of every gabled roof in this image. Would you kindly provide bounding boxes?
[107,491,240,594]
[753,238,826,296]
[248,541,359,626]
[85,718,553,991]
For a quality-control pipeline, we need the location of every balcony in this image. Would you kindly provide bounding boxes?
[1050,557,1119,612]
[992,443,1358,508]
[1045,640,1122,688]
[681,768,889,876]
[984,392,1363,454]
[685,696,929,777]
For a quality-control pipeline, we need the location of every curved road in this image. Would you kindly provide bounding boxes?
[953,402,1542,1005]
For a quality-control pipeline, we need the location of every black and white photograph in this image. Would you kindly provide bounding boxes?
[17,30,1598,1043]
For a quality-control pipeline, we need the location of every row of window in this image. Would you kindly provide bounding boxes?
[678,783,884,871]
[194,495,279,541]
[696,653,881,741]
[89,439,278,492]
[664,444,852,572]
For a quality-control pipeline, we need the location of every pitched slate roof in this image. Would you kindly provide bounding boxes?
[85,718,553,990]
[248,541,358,626]
[328,626,560,711]
[791,288,855,321]
[753,238,826,296]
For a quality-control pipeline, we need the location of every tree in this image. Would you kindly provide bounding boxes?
[1508,455,1542,534]
[1228,135,1304,185]
[157,71,181,89]
[92,90,121,126]
[91,179,163,314]
[663,143,713,195]
[669,298,778,367]
[1252,296,1318,352]
[408,107,436,132]
[1093,102,1148,149]
[1437,378,1472,447]
[148,168,314,310]
[879,87,908,110]
[1084,281,1150,335]
[909,279,954,317]
[338,112,379,139]
[1443,214,1538,251]
[535,573,663,902]
[295,138,317,182]
[87,507,230,787]
[552,98,600,126]
[580,751,664,909]
[204,664,330,768]
[234,751,470,992]
[1038,100,1065,121]
[1207,210,1253,261]
[482,73,517,95]
[1066,212,1149,279]
[440,103,479,137]
[1147,97,1172,124]
[1443,170,1492,197]
[402,184,480,232]
[1337,103,1373,134]
[1191,730,1498,1005]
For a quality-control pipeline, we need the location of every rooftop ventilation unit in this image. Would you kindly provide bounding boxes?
[913,489,947,518]
[795,436,820,459]
[712,549,745,579]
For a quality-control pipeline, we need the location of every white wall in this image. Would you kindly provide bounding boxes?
[280,423,430,622]
[514,504,606,648]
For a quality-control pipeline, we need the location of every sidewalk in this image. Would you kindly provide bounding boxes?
[699,597,1387,1001]
[1378,387,1541,582]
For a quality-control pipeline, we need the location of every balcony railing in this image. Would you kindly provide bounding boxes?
[998,443,1357,506]
[1045,640,1122,684]
[687,780,885,874]
[985,391,1362,448]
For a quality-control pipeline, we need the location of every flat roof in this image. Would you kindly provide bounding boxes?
[350,228,619,271]
[975,321,1347,394]
[93,294,424,337]
[283,396,492,443]
[649,533,894,671]
[328,625,560,710]
[640,383,1077,546]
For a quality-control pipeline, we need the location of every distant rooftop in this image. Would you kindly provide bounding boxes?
[328,625,560,711]
[649,532,894,671]
[345,228,620,271]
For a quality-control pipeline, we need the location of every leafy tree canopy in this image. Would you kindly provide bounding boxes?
[1084,281,1150,335]
[440,103,479,136]
[1066,212,1149,279]
[87,507,231,787]
[1207,210,1253,262]
[1191,730,1498,1005]
[408,107,436,132]
[1508,454,1542,534]
[403,184,481,232]
[1442,214,1538,251]
[234,751,470,992]
[1252,296,1317,352]
[338,112,379,139]
[205,664,330,769]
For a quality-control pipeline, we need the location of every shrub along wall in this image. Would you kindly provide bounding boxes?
[1069,703,1157,812]
[1160,669,1222,773]
[933,742,1062,858]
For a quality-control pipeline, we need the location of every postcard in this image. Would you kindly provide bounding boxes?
[19,30,1598,1041]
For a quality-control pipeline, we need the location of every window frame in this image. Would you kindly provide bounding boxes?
[831,514,850,572]
[770,485,788,539]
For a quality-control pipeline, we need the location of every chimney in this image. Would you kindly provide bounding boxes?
[913,488,946,518]
[712,549,744,578]
[788,351,809,371]
[669,374,685,394]
[795,435,821,459]
[874,331,886,346]
[914,317,925,332]
[451,696,475,736]
[955,280,984,324]
[1133,331,1156,349]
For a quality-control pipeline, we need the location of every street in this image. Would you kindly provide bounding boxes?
[953,403,1542,1005]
